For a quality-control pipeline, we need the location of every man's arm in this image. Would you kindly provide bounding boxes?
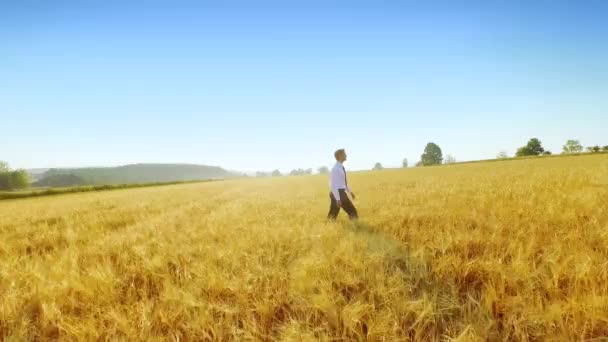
[330,167,342,206]
[347,186,355,200]
[345,170,355,199]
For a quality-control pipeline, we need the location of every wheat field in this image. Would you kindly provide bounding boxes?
[1,154,607,341]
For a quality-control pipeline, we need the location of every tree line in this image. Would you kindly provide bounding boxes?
[376,139,606,170]
[256,168,321,177]
[298,138,607,174]
[372,142,453,170]
[5,138,607,188]
[256,142,452,176]
[0,162,30,191]
[561,140,608,154]
[512,138,607,157]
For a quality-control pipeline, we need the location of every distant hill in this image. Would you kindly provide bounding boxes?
[34,163,237,187]
[32,174,87,188]
[26,168,50,182]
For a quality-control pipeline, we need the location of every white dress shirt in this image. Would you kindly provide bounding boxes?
[329,162,351,200]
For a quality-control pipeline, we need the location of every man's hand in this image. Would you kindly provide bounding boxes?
[350,192,356,200]
[336,200,342,208]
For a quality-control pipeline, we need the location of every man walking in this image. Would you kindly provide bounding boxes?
[328,149,359,220]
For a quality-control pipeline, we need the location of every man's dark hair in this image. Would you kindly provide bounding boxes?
[334,149,345,160]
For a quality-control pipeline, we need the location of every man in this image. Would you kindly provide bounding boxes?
[327,149,358,220]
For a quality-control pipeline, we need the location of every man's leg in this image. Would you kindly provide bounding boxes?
[327,192,340,220]
[339,190,359,220]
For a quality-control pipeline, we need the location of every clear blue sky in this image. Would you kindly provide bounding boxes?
[2,1,607,172]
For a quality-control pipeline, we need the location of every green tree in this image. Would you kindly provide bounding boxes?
[0,161,9,190]
[0,173,8,190]
[0,162,30,190]
[528,138,545,155]
[587,145,601,153]
[516,147,530,157]
[373,162,384,170]
[317,166,329,174]
[271,169,282,177]
[603,146,608,152]
[516,138,545,157]
[402,158,408,168]
[562,140,583,154]
[444,155,456,164]
[543,151,552,155]
[8,170,30,189]
[421,142,443,166]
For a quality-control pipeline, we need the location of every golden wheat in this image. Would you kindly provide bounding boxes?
[1,154,607,341]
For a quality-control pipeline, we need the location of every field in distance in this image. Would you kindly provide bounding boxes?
[1,154,607,340]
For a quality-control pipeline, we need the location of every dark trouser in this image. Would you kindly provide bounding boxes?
[328,189,358,220]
